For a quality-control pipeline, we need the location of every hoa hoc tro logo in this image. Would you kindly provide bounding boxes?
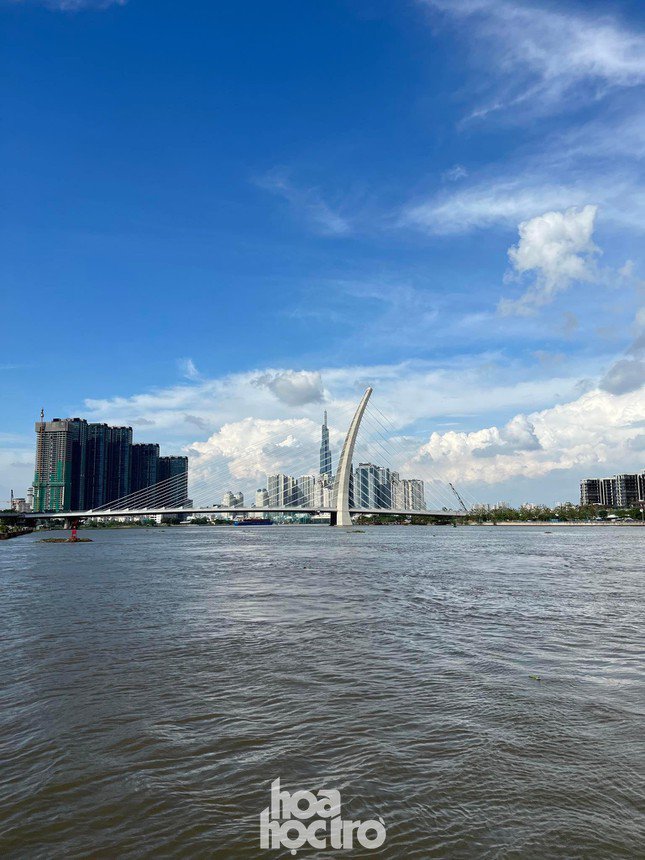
[260,778,386,853]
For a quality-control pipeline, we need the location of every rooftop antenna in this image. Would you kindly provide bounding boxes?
[40,408,44,421]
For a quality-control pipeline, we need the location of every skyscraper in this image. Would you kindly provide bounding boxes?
[267,473,298,507]
[85,423,109,509]
[255,488,269,508]
[157,455,189,507]
[319,410,332,477]
[32,417,88,513]
[354,463,380,508]
[580,478,601,506]
[106,426,132,504]
[67,418,88,511]
[33,414,186,512]
[615,473,640,507]
[296,475,316,506]
[401,479,426,511]
[130,443,160,494]
[33,417,81,513]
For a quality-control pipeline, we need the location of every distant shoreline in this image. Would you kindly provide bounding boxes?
[472,521,644,527]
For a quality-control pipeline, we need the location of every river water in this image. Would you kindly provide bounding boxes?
[1,525,643,858]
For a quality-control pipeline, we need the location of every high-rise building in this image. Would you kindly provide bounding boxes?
[106,426,132,504]
[255,488,269,507]
[319,411,332,477]
[615,473,640,507]
[296,475,316,506]
[33,414,188,512]
[391,471,403,509]
[375,466,392,508]
[315,473,334,508]
[580,472,644,509]
[354,463,380,508]
[401,479,426,511]
[580,478,601,506]
[599,478,615,508]
[353,463,394,509]
[33,417,87,513]
[267,473,298,507]
[157,456,189,507]
[130,443,160,494]
[222,490,244,507]
[67,418,88,511]
[85,423,109,509]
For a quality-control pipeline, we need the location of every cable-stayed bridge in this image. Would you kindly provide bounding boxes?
[21,388,471,525]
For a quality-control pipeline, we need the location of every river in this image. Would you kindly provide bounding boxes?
[1,525,643,858]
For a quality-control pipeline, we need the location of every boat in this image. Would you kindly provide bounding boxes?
[233,518,273,526]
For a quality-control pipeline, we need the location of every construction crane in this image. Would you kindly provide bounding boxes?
[448,482,468,513]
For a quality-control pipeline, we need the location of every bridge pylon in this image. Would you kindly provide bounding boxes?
[333,386,372,526]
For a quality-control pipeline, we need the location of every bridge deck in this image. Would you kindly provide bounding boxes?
[20,506,464,520]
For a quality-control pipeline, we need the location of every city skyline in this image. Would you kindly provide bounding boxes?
[1,0,644,506]
[22,404,432,515]
[32,415,187,513]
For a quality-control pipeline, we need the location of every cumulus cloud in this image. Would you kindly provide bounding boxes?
[410,386,645,485]
[189,417,320,482]
[499,205,599,315]
[420,0,645,120]
[253,370,325,407]
[71,352,642,502]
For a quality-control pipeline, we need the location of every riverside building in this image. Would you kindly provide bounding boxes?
[32,413,187,513]
[580,471,644,508]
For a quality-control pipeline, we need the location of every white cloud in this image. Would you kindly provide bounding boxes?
[403,181,580,234]
[177,357,201,381]
[442,164,468,182]
[255,170,351,236]
[410,386,645,485]
[81,356,602,461]
[19,0,127,9]
[189,417,322,483]
[420,0,645,119]
[499,205,599,315]
[253,370,325,407]
[6,352,638,503]
[401,167,645,236]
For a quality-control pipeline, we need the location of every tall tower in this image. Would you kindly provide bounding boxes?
[319,410,332,477]
[32,417,87,512]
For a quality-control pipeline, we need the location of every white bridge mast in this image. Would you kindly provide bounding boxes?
[334,386,372,526]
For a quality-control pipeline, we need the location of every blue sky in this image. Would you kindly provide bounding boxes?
[1,0,644,506]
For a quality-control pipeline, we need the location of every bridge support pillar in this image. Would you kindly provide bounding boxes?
[333,387,373,527]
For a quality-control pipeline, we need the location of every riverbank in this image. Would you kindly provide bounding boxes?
[474,520,644,527]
